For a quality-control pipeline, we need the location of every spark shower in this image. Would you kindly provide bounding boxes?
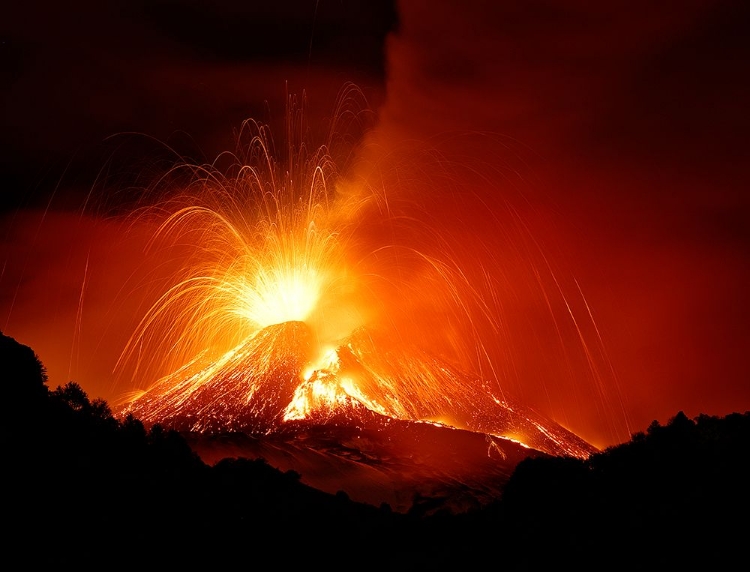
[109,86,624,456]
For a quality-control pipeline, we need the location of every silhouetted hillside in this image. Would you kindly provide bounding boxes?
[2,330,748,569]
[0,331,414,566]
[494,409,750,568]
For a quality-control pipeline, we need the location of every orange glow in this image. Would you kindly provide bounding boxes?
[3,2,748,465]
[112,90,604,458]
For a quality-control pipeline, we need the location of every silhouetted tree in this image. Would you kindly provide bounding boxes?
[52,381,90,412]
[0,331,48,415]
[499,410,750,569]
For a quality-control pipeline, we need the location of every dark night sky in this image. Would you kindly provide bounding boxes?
[2,0,749,448]
[1,0,397,209]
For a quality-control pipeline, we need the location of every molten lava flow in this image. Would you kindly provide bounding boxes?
[117,94,598,459]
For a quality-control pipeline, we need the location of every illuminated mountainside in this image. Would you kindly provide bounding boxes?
[118,321,594,512]
[121,321,594,457]
[334,327,596,458]
[120,320,595,480]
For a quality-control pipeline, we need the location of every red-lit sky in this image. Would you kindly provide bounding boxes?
[2,1,748,449]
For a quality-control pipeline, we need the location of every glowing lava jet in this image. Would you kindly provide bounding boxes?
[117,97,597,461]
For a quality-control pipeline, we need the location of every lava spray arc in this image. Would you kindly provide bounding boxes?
[116,86,621,458]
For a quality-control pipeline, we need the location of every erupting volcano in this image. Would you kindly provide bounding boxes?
[113,92,599,509]
[122,319,594,458]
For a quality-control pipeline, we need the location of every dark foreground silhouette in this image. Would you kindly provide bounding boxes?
[2,331,747,569]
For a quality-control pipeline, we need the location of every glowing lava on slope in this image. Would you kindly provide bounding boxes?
[116,92,597,465]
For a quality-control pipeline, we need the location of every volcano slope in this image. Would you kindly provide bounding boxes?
[119,321,596,513]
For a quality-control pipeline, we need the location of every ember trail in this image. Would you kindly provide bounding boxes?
[117,91,596,460]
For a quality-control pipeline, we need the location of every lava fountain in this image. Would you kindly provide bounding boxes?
[116,89,597,460]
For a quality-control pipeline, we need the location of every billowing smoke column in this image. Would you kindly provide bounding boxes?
[116,89,599,459]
